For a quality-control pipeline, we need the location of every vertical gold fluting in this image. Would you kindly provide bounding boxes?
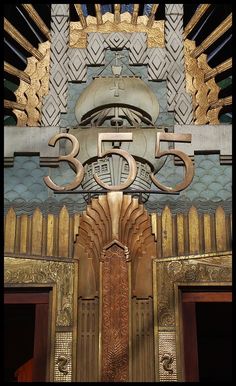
[4,61,31,84]
[191,13,232,58]
[95,4,103,25]
[204,58,232,81]
[183,4,210,38]
[4,18,43,61]
[147,4,159,28]
[74,4,87,27]
[114,4,121,24]
[22,4,51,40]
[131,4,139,25]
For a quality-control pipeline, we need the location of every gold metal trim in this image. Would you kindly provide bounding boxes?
[22,4,51,41]
[131,4,139,25]
[191,13,232,58]
[4,17,43,61]
[183,4,210,38]
[114,4,121,24]
[4,61,31,84]
[4,99,26,111]
[4,256,78,382]
[74,4,87,28]
[204,57,232,81]
[147,4,159,28]
[209,96,232,109]
[153,251,232,381]
[95,4,103,25]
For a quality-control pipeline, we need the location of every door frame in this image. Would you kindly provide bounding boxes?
[4,289,51,381]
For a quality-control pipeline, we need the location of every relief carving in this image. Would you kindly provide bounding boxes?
[57,355,69,375]
[160,353,174,374]
[4,257,74,327]
[101,242,129,382]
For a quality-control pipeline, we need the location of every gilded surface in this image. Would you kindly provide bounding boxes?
[4,256,74,327]
[184,39,221,124]
[13,41,50,126]
[154,252,232,381]
[101,243,129,382]
[54,332,73,382]
[155,252,232,328]
[70,14,164,48]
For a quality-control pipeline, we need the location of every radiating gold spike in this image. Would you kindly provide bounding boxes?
[22,4,51,40]
[46,214,55,256]
[147,4,159,28]
[4,99,26,111]
[184,4,210,38]
[191,13,232,58]
[4,18,43,61]
[209,96,232,109]
[204,58,232,81]
[176,213,185,256]
[74,4,87,28]
[95,4,103,25]
[131,4,139,25]
[4,61,31,84]
[114,4,121,24]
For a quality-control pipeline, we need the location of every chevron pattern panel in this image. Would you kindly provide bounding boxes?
[41,5,69,125]
[87,33,105,65]
[147,48,167,80]
[165,5,193,123]
[129,33,147,64]
[67,48,87,81]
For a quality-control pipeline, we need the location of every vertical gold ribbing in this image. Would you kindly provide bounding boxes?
[4,61,31,84]
[46,214,55,256]
[74,4,87,27]
[188,206,200,254]
[58,206,69,257]
[161,206,173,257]
[215,206,227,252]
[95,4,103,25]
[19,215,28,254]
[5,208,16,253]
[131,4,139,25]
[191,13,232,58]
[31,208,43,256]
[203,213,212,253]
[184,4,210,38]
[204,58,232,81]
[114,4,121,24]
[4,18,43,61]
[147,4,159,28]
[22,4,51,40]
[176,213,185,256]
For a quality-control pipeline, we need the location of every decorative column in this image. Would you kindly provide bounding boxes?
[41,4,69,125]
[165,4,193,124]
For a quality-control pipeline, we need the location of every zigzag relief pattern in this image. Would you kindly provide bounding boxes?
[41,5,69,125]
[67,48,87,81]
[147,48,167,80]
[129,33,147,64]
[87,33,105,65]
[75,194,156,298]
[165,7,193,123]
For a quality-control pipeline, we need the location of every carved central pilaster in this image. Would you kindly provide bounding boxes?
[100,241,130,382]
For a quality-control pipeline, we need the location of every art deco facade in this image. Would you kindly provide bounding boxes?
[4,4,232,382]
